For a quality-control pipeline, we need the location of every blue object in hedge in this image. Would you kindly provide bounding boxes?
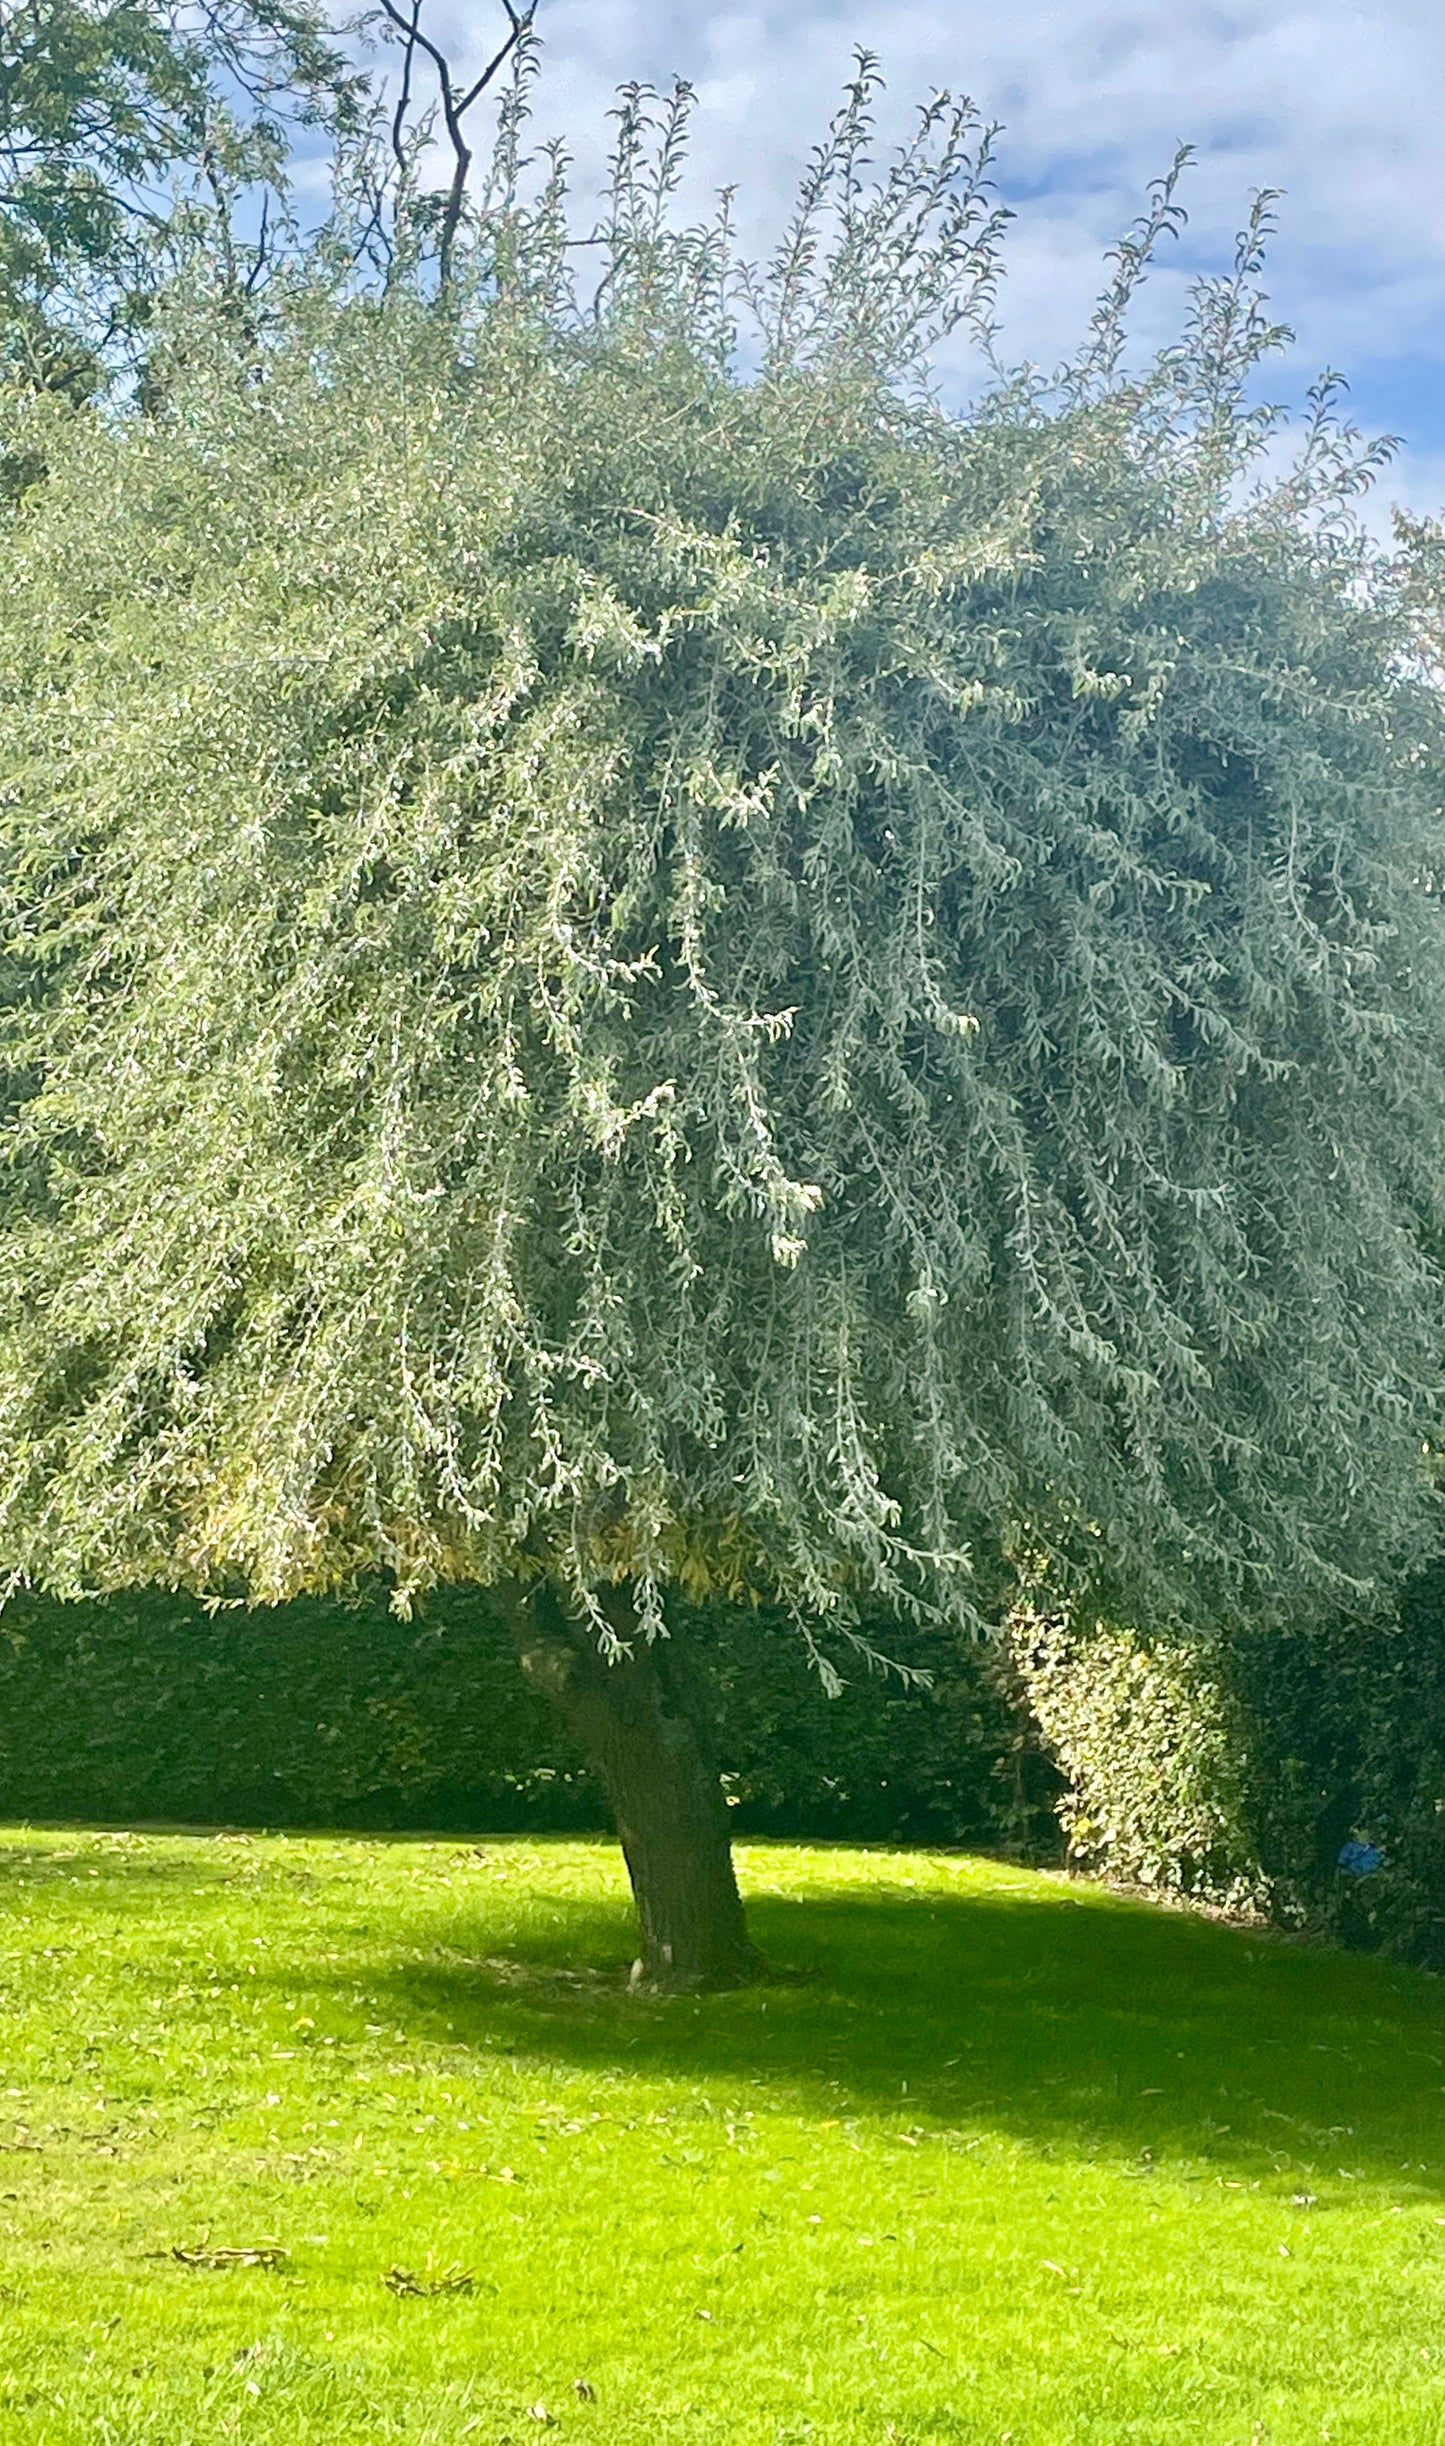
[1337,1839,1384,1877]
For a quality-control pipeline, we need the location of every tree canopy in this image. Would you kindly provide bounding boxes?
[1,55,1443,1669]
[0,0,360,394]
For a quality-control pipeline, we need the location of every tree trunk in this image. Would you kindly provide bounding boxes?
[507,1579,759,1990]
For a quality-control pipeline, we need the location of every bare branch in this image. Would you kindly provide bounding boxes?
[376,0,536,294]
[243,187,273,297]
[389,0,422,187]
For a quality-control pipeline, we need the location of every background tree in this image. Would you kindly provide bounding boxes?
[1,53,1443,1984]
[0,0,361,395]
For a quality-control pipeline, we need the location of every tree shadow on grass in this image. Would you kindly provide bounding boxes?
[9,1823,1445,2198]
[0,1839,242,1893]
[0,1822,332,1902]
[316,1869,1445,2199]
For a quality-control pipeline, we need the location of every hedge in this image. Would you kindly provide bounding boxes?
[1015,1569,1445,1970]
[12,1572,1442,1970]
[0,1585,1061,1853]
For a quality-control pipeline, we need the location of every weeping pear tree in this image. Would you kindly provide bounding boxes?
[2,55,1445,1983]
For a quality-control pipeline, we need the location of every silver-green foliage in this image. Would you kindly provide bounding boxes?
[1,62,1442,1643]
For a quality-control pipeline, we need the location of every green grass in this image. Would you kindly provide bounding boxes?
[1,1830,1444,2443]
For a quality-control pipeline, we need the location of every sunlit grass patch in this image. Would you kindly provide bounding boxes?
[0,1826,1443,2442]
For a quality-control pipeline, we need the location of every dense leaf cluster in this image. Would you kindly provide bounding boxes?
[1019,1572,1445,1971]
[1,62,1442,1655]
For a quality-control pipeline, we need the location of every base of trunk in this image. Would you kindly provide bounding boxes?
[509,1580,759,1991]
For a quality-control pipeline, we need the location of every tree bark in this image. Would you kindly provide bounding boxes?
[507,1579,759,1990]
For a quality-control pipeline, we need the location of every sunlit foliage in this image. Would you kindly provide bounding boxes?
[1,58,1442,1649]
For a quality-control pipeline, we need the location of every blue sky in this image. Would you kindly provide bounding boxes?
[401,0,1445,522]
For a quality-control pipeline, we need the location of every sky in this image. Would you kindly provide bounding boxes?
[390,0,1445,527]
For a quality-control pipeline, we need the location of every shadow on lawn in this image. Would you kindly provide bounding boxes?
[0,1839,243,1891]
[326,1873,1445,2194]
[0,1825,326,1903]
[8,1823,1444,2192]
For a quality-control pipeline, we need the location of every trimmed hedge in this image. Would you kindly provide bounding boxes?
[1014,1572,1445,1969]
[0,1585,1061,1852]
[15,1573,1439,1968]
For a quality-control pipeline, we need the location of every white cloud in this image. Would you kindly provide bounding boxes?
[399,0,1445,510]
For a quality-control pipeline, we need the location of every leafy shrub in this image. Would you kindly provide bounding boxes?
[1013,1582,1445,1967]
[0,1587,1060,1852]
[1229,1582,1445,1968]
[1011,1616,1266,1908]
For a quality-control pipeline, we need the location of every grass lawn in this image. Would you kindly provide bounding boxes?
[1,1829,1444,2443]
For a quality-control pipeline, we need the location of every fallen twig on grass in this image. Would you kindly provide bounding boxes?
[383,2261,475,2296]
[168,2241,288,2269]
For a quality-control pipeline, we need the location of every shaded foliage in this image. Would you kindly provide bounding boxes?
[0,1585,1057,1848]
